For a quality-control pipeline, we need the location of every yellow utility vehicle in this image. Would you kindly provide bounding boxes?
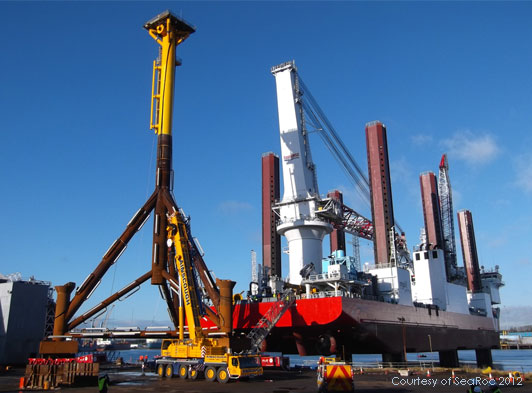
[317,357,355,392]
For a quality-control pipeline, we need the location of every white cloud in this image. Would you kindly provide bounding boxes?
[410,133,433,146]
[389,157,420,200]
[390,157,414,182]
[487,235,508,249]
[514,154,532,193]
[218,200,254,215]
[492,198,511,207]
[442,130,500,166]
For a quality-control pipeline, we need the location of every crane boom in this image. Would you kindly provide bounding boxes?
[272,61,319,199]
[438,154,459,280]
[167,213,203,341]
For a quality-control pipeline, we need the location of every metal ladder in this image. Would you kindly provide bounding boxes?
[246,288,296,353]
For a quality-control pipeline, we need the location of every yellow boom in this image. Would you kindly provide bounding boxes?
[166,213,203,341]
[145,11,194,135]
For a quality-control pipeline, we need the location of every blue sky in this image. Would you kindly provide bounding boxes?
[1,1,531,327]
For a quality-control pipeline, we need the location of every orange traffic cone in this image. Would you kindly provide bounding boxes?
[19,377,25,389]
[360,367,364,375]
[509,372,514,383]
[489,372,494,381]
[427,369,431,377]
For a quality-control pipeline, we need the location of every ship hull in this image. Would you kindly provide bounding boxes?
[229,296,499,356]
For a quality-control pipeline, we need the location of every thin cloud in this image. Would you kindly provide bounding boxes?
[390,157,413,181]
[389,157,419,200]
[451,188,462,210]
[410,133,433,146]
[492,198,511,207]
[218,200,254,215]
[500,305,532,330]
[442,130,500,166]
[487,235,508,249]
[514,154,532,193]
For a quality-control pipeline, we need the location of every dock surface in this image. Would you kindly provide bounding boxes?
[1,368,528,392]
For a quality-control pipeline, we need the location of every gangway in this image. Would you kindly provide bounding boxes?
[246,288,296,353]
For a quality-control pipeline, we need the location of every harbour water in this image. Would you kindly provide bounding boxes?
[352,350,532,372]
[92,348,532,373]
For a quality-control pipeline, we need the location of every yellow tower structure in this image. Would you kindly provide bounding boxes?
[53,11,200,335]
[146,10,194,136]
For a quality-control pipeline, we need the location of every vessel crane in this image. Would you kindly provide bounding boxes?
[438,154,460,280]
[271,61,411,283]
[271,61,333,284]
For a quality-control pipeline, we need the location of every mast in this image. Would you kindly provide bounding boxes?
[145,11,195,287]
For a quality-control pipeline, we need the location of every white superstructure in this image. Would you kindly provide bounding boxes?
[271,61,332,284]
[0,274,51,365]
[412,249,447,309]
[480,265,504,305]
[366,264,413,306]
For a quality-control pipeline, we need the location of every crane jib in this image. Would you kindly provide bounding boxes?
[178,257,191,307]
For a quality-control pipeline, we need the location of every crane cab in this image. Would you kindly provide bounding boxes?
[227,355,262,378]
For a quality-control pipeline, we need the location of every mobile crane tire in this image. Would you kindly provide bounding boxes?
[165,364,174,378]
[157,364,165,378]
[217,367,230,383]
[178,364,188,379]
[205,366,217,382]
[188,368,199,380]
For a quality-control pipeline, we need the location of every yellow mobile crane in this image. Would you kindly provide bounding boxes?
[156,213,262,382]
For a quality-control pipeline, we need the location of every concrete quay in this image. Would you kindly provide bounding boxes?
[0,368,529,392]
